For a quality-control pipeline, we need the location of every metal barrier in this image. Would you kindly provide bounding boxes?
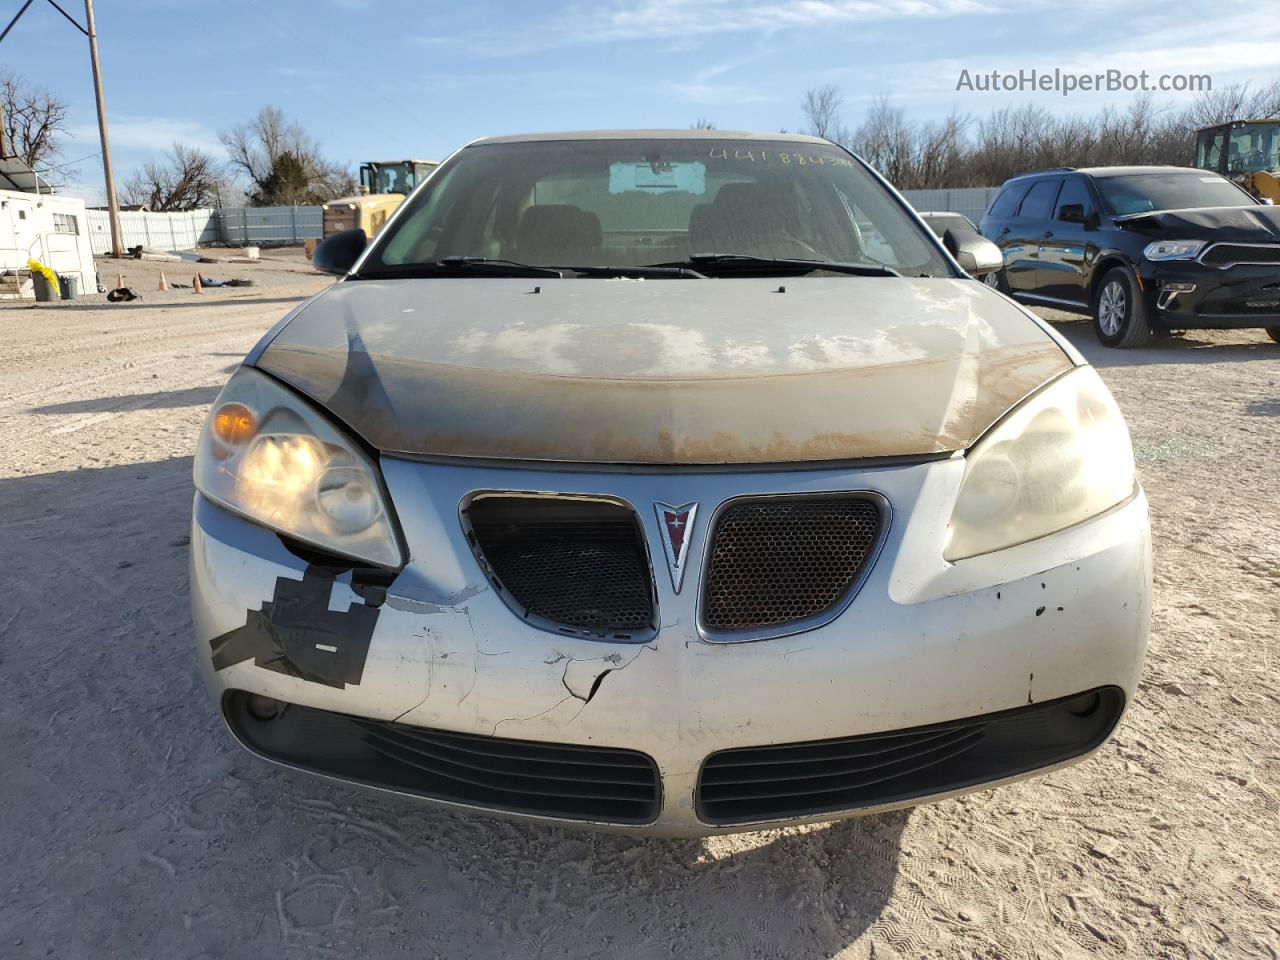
[82,192,1000,256]
[215,206,323,245]
[900,187,1001,227]
[84,206,323,254]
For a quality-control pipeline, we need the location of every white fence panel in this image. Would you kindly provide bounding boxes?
[86,208,217,255]
[84,206,323,253]
[901,187,1001,226]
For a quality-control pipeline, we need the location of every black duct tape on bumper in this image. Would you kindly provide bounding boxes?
[210,564,380,689]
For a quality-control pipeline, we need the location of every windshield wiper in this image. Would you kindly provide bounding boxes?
[357,257,565,279]
[647,254,901,277]
[562,264,708,279]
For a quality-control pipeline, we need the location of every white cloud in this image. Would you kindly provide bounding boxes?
[668,81,778,104]
[829,3,1280,109]
[419,0,1005,57]
[49,181,105,207]
[65,117,224,156]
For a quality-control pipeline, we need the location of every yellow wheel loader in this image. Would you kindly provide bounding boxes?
[1195,119,1280,203]
[308,160,437,257]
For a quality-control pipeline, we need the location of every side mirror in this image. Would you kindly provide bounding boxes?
[1058,204,1094,225]
[943,228,1003,277]
[312,228,367,275]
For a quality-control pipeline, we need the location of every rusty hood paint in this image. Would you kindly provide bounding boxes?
[254,277,1073,464]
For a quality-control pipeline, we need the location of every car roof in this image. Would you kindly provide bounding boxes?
[469,129,832,146]
[1004,165,1209,185]
[916,211,971,218]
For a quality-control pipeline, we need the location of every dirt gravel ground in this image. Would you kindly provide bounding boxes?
[1,257,1278,959]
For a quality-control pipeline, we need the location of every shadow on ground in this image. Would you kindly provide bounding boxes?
[30,385,223,415]
[0,456,906,959]
[6,295,310,313]
[1048,315,1280,367]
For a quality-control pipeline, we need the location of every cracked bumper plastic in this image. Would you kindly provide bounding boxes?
[192,455,1151,836]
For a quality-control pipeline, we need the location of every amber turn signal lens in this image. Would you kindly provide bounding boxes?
[212,402,256,445]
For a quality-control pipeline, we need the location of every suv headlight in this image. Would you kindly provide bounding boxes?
[195,366,403,568]
[944,366,1135,561]
[1143,239,1205,261]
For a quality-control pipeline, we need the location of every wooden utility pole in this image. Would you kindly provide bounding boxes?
[83,0,122,257]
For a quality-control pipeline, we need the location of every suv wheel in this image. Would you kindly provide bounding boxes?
[1093,268,1151,348]
[1266,326,1280,344]
[983,269,1010,294]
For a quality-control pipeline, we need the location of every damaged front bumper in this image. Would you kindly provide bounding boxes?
[192,455,1151,837]
[1140,260,1280,329]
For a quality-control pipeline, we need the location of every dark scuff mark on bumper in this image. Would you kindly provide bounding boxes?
[209,565,379,689]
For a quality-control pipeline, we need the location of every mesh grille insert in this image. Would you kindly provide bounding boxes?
[1201,243,1280,266]
[702,497,882,633]
[467,496,655,633]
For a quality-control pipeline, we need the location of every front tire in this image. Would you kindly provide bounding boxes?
[1093,267,1151,348]
[983,268,1010,294]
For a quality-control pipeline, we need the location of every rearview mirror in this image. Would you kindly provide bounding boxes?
[312,228,368,275]
[942,228,1003,277]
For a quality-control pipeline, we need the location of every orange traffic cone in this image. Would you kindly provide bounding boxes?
[158,270,169,291]
[192,273,203,294]
[116,272,124,289]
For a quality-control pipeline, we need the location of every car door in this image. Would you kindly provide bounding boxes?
[980,181,1029,277]
[12,196,38,261]
[1004,178,1061,294]
[1035,176,1094,306]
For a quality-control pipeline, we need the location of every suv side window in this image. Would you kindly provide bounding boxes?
[1055,177,1092,219]
[988,183,1029,218]
[1017,179,1061,220]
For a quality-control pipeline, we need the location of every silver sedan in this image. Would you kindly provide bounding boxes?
[191,130,1150,836]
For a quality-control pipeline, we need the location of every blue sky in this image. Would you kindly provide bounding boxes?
[4,0,1279,202]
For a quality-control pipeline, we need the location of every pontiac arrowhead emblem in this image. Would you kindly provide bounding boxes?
[654,501,697,592]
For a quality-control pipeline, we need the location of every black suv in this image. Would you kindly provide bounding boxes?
[980,166,1280,347]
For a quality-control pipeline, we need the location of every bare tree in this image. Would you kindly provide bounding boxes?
[803,77,1280,190]
[690,117,717,130]
[1,70,68,172]
[220,106,354,206]
[121,143,225,211]
[801,84,845,142]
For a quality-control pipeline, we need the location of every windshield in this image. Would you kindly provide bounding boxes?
[1097,172,1254,216]
[361,138,951,277]
[1226,124,1280,175]
[374,163,418,195]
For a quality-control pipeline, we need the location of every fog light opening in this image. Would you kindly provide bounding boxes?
[1067,691,1101,718]
[246,694,284,721]
[1157,282,1196,311]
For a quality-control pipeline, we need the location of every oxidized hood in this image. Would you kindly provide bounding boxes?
[1115,204,1280,241]
[255,277,1072,465]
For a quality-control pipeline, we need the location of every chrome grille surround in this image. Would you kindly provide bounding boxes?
[1197,242,1280,269]
[462,492,658,643]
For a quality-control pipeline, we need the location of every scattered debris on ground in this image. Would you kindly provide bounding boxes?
[1,286,1277,957]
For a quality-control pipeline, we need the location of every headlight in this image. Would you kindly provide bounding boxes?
[195,366,403,567]
[944,366,1135,561]
[1143,239,1205,261]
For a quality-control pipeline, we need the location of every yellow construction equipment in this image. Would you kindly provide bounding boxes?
[1195,119,1280,203]
[310,160,437,255]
